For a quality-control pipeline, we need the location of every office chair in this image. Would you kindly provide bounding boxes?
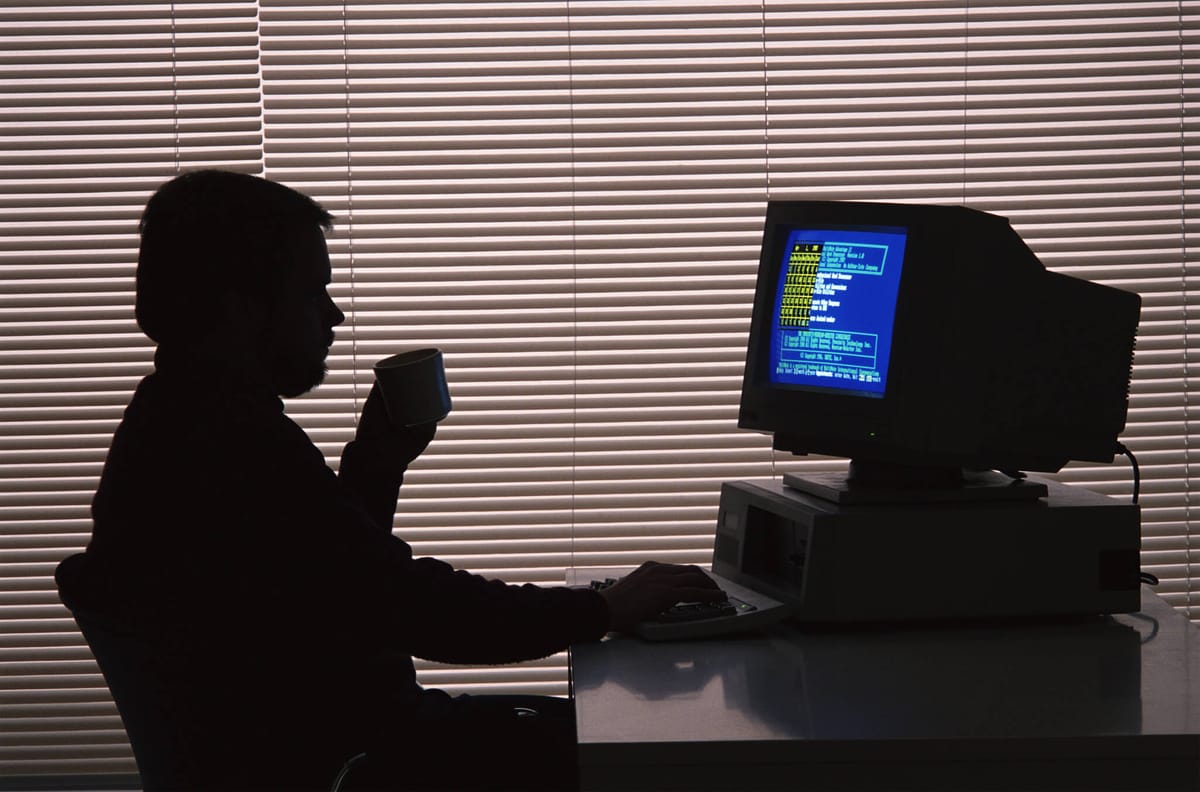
[69,605,215,789]
[70,603,359,791]
[69,597,556,792]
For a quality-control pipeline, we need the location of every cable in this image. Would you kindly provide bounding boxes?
[1125,611,1159,644]
[330,752,368,792]
[1118,444,1158,590]
[1117,443,1140,504]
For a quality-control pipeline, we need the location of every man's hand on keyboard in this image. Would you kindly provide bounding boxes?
[597,561,726,633]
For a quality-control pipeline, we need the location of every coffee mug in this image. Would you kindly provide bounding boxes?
[373,348,452,426]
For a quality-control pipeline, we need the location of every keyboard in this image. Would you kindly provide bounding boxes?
[571,568,793,641]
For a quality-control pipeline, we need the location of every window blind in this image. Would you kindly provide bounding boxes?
[0,1,265,780]
[0,0,1195,784]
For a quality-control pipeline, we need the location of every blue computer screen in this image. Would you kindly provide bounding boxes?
[768,226,907,397]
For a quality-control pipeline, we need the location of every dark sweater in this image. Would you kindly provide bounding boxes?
[56,350,608,788]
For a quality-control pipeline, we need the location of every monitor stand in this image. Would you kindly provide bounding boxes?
[783,461,1048,505]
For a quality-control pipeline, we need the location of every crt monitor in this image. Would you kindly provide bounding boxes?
[738,200,1141,487]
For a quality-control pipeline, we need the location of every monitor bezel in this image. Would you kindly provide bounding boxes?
[739,201,933,461]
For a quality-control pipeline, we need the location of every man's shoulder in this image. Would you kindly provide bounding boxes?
[120,370,296,449]
[99,371,329,518]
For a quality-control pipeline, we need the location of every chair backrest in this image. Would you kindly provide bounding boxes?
[72,607,213,790]
[71,603,355,791]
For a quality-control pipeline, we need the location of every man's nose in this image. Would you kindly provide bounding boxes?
[325,293,345,327]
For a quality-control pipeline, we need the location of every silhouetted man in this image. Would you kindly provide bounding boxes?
[55,170,722,791]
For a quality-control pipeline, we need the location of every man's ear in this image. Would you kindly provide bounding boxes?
[216,288,269,339]
[203,289,274,382]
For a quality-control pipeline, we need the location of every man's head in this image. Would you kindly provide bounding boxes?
[136,170,344,396]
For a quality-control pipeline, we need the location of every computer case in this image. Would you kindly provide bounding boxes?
[712,478,1141,624]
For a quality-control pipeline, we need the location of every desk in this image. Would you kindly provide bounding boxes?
[570,588,1200,791]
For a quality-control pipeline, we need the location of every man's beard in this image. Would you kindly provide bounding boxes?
[274,356,328,398]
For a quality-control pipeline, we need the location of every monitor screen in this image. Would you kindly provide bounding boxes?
[768,226,906,397]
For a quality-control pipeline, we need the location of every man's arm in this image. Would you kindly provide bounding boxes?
[393,558,723,664]
[337,384,436,533]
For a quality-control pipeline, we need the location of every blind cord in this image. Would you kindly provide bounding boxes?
[962,0,970,206]
[568,1,579,572]
[1178,0,1194,618]
[762,0,777,483]
[342,3,361,425]
[170,0,179,173]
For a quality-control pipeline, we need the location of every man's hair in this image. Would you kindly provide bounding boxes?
[135,169,334,345]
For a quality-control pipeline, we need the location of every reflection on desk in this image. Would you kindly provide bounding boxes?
[571,589,1200,791]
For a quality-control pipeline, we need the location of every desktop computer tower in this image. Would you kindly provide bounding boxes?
[712,478,1141,624]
